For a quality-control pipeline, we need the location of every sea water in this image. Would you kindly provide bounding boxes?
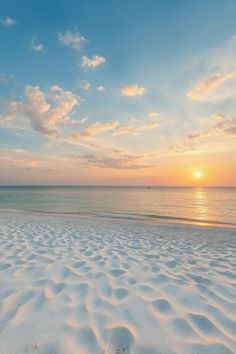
[0,186,235,227]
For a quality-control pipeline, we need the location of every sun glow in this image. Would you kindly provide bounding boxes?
[194,170,203,179]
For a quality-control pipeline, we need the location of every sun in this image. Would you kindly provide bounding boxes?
[194,170,203,179]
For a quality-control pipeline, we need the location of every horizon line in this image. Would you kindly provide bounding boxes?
[0,185,235,188]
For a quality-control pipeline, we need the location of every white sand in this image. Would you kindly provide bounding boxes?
[0,211,236,354]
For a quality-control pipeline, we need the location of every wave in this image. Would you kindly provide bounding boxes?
[87,211,236,228]
[0,208,235,228]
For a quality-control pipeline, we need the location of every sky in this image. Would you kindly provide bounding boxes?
[0,0,236,186]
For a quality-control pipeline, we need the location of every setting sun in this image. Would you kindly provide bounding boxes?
[194,171,203,179]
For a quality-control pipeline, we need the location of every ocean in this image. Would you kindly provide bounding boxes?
[0,186,235,228]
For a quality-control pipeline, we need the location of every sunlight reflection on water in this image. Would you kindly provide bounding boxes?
[194,188,209,221]
[0,187,235,227]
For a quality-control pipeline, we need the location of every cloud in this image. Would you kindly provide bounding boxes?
[58,30,87,51]
[137,123,159,131]
[78,80,91,91]
[0,148,46,170]
[211,113,233,128]
[63,116,88,126]
[81,55,106,69]
[148,112,159,120]
[30,35,44,52]
[186,35,236,102]
[0,148,151,175]
[0,72,15,84]
[71,121,119,138]
[0,101,20,122]
[209,35,236,73]
[75,153,151,169]
[0,85,81,136]
[113,123,158,136]
[113,125,136,136]
[168,146,197,155]
[97,85,105,92]
[224,126,236,135]
[187,71,236,100]
[112,149,145,159]
[0,16,16,27]
[188,114,236,140]
[121,84,147,97]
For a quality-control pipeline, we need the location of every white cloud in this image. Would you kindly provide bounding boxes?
[58,30,87,51]
[121,84,147,97]
[97,85,105,92]
[78,80,91,91]
[0,85,81,136]
[30,35,44,52]
[81,55,106,69]
[0,17,16,27]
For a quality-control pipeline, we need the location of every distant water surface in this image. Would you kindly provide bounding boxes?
[0,186,235,227]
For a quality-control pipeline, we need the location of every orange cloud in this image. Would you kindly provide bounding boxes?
[71,121,119,138]
[113,123,158,136]
[187,71,236,100]
[121,84,147,97]
[188,114,236,140]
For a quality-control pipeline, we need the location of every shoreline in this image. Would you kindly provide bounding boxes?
[0,208,235,230]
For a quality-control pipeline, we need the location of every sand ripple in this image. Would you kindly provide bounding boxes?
[0,211,236,354]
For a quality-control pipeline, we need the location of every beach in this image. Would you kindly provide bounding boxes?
[1,0,236,351]
[0,210,235,354]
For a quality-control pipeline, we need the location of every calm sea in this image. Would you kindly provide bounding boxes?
[0,186,235,227]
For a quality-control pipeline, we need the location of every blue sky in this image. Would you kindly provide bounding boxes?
[0,0,236,185]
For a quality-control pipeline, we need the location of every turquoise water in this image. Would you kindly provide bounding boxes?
[0,186,235,227]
